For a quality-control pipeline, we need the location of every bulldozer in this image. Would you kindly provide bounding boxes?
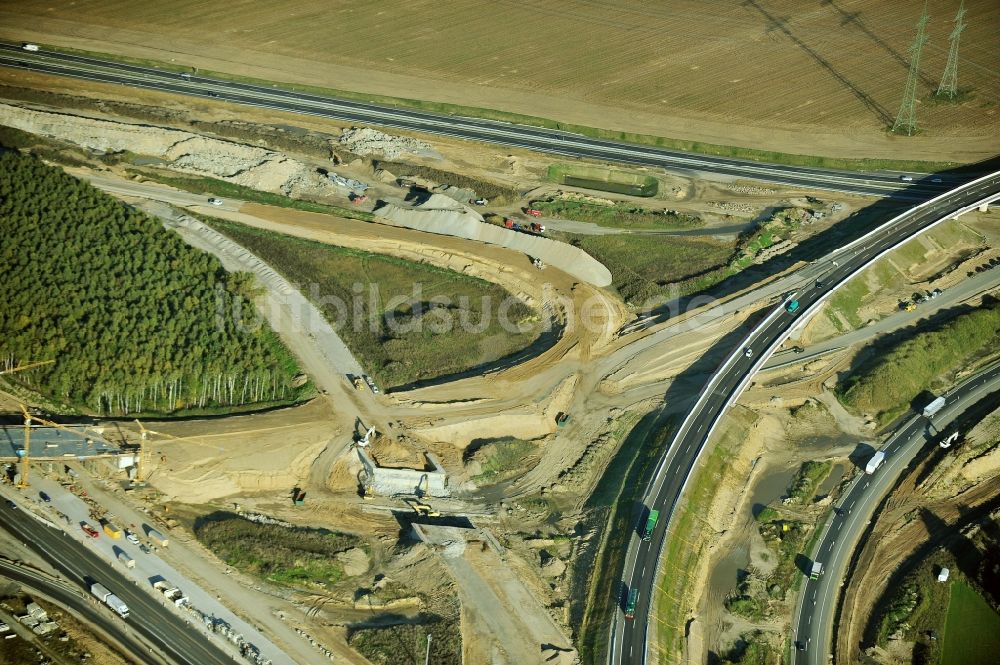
[405,498,440,517]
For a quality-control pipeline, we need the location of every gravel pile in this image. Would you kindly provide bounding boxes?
[339,126,437,160]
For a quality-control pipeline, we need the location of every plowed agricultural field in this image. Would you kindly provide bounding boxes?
[2,0,998,159]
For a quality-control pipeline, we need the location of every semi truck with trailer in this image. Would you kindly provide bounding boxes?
[922,395,946,418]
[865,450,886,474]
[145,526,168,547]
[90,583,129,618]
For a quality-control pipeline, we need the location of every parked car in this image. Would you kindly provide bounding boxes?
[126,531,140,545]
[38,491,51,503]
[208,197,223,206]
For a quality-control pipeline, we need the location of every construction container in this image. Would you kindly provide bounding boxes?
[103,522,123,539]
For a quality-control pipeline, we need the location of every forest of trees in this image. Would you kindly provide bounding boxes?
[0,150,306,415]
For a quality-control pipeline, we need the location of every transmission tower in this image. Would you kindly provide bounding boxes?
[892,7,930,136]
[936,1,967,99]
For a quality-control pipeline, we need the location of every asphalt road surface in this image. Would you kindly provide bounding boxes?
[0,504,236,665]
[0,558,170,664]
[0,43,962,198]
[792,362,1000,664]
[610,173,1000,665]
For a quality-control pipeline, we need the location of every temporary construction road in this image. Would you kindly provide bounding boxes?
[610,173,1000,665]
[0,42,963,198]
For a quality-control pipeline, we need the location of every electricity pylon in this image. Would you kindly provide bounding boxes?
[936,1,967,99]
[892,7,930,136]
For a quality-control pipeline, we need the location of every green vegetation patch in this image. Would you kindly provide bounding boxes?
[719,631,783,665]
[655,410,757,661]
[942,581,1000,665]
[194,512,363,590]
[548,164,658,197]
[786,461,833,504]
[349,614,461,665]
[126,169,376,222]
[529,198,702,230]
[470,438,537,484]
[0,150,305,416]
[566,233,734,306]
[205,218,538,388]
[838,301,1000,422]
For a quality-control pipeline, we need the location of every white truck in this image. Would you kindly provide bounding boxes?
[90,583,130,618]
[115,549,135,569]
[21,43,39,52]
[865,450,886,475]
[922,395,946,418]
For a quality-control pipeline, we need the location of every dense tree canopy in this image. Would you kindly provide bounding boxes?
[0,150,303,415]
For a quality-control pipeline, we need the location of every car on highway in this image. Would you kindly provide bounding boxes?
[791,346,804,354]
[38,491,51,503]
[81,522,100,538]
[743,347,753,358]
[208,197,223,206]
[931,177,943,183]
[6,500,17,510]
[179,72,192,79]
[899,175,914,182]
[785,299,800,314]
[209,92,220,98]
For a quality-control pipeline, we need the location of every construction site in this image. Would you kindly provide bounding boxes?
[0,8,998,664]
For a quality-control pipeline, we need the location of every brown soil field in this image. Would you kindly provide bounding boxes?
[1,0,998,161]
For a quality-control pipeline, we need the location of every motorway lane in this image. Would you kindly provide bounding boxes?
[0,44,960,198]
[0,504,236,665]
[792,362,1000,664]
[611,173,1000,665]
[0,559,169,664]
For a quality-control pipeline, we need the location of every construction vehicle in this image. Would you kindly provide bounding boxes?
[351,375,364,390]
[529,222,545,233]
[351,194,369,205]
[405,498,440,517]
[525,208,543,218]
[532,257,545,270]
[904,301,917,312]
[556,412,571,428]
[90,583,129,618]
[292,488,306,506]
[81,522,100,538]
[642,509,659,541]
[922,395,946,418]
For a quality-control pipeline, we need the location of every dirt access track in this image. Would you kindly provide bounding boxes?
[2,0,998,162]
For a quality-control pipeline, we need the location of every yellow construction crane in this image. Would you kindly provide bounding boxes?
[16,404,108,488]
[0,359,54,376]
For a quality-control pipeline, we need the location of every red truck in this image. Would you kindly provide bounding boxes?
[525,208,542,217]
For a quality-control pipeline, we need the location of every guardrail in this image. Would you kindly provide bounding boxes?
[635,174,1000,664]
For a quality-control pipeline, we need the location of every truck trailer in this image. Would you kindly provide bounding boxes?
[145,526,168,547]
[865,451,886,475]
[90,583,129,618]
[922,395,946,418]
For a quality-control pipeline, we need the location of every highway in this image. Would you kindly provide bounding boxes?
[0,503,236,665]
[609,172,1000,665]
[0,558,169,664]
[0,43,960,198]
[791,362,1000,664]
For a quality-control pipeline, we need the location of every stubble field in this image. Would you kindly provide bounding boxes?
[1,0,998,159]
